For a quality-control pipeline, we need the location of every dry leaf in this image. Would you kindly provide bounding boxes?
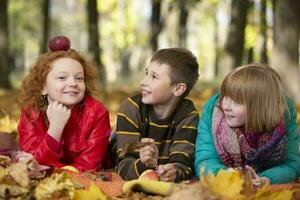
[0,167,7,183]
[119,142,145,158]
[0,184,29,199]
[35,172,75,200]
[0,155,11,167]
[8,162,30,187]
[0,114,17,133]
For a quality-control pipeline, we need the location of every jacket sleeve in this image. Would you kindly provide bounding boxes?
[116,98,145,180]
[168,110,199,182]
[194,93,227,179]
[259,98,300,184]
[68,110,111,171]
[18,111,63,165]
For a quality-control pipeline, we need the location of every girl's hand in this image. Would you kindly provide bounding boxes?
[157,164,176,182]
[246,165,270,187]
[47,101,71,141]
[16,151,38,171]
[139,138,158,168]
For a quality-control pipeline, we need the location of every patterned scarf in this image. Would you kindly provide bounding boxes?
[212,105,287,172]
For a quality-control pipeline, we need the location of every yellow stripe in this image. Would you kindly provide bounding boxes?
[173,140,195,146]
[117,148,122,153]
[128,98,139,109]
[118,162,127,174]
[173,163,191,172]
[170,151,189,158]
[116,131,140,136]
[179,169,183,176]
[134,159,140,176]
[117,113,139,128]
[181,125,197,130]
[172,164,183,176]
[188,111,199,116]
[117,147,139,153]
[155,139,172,144]
[149,122,169,128]
[173,163,191,174]
[117,112,139,129]
[159,156,169,159]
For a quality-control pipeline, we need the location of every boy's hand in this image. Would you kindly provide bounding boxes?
[157,164,176,182]
[47,100,71,141]
[139,138,158,168]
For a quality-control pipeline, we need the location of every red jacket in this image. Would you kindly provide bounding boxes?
[18,96,111,171]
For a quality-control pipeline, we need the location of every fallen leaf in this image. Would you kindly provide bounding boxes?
[35,172,75,200]
[8,162,29,187]
[74,183,107,200]
[254,185,294,200]
[201,169,247,199]
[0,183,29,199]
[0,155,11,167]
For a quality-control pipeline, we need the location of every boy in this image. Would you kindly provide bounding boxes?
[116,48,199,182]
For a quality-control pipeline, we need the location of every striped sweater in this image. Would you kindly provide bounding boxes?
[116,94,199,182]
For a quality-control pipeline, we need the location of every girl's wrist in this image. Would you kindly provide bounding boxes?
[47,126,63,141]
[260,177,270,185]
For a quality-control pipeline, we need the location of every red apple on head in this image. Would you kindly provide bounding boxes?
[48,36,71,52]
[139,169,160,181]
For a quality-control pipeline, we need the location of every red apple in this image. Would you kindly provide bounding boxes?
[48,36,71,52]
[139,169,160,181]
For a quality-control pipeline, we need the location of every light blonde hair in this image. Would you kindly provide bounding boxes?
[220,64,287,133]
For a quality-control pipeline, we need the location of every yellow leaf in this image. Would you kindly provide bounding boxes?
[62,165,80,173]
[0,155,11,167]
[201,169,246,199]
[35,172,75,200]
[0,184,29,198]
[254,185,293,200]
[0,168,7,183]
[74,183,107,200]
[0,115,17,133]
[8,162,29,187]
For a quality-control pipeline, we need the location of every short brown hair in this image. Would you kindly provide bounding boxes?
[150,48,199,97]
[20,49,99,113]
[220,64,287,133]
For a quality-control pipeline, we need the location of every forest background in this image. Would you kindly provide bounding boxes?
[0,0,299,133]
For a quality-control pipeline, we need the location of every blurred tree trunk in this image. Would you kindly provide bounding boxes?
[119,0,132,78]
[178,0,188,48]
[219,0,249,77]
[213,14,220,77]
[87,0,106,91]
[271,0,300,103]
[0,0,11,89]
[247,47,254,63]
[150,0,162,52]
[258,0,268,64]
[120,49,131,77]
[40,0,50,53]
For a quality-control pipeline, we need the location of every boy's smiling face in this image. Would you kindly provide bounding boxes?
[140,61,177,106]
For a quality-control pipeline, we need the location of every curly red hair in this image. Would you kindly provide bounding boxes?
[20,49,99,113]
